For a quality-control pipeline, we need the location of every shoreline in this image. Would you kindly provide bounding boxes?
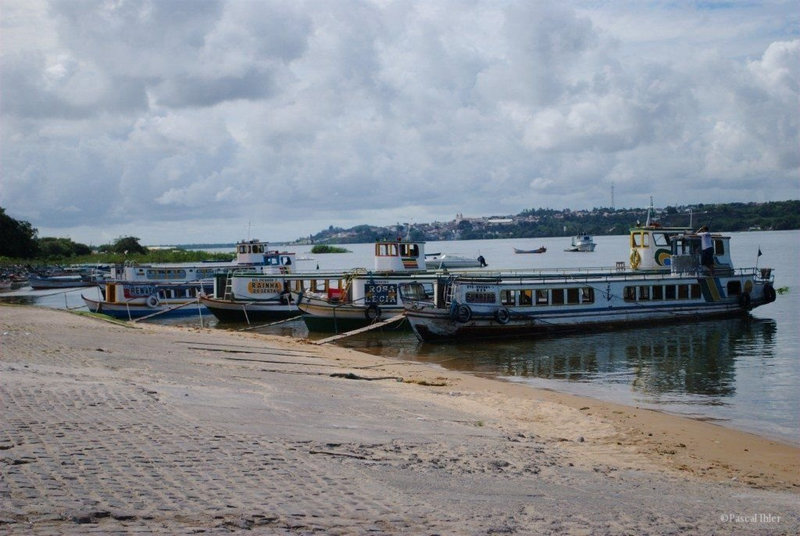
[2,304,798,534]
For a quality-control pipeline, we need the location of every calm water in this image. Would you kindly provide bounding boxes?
[8,231,798,444]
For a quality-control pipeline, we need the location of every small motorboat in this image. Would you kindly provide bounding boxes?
[565,235,596,252]
[513,247,546,254]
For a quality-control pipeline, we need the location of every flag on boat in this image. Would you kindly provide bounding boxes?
[758,247,762,257]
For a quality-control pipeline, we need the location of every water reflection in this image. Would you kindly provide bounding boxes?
[345,317,777,404]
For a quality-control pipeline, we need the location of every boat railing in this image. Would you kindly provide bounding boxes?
[450,265,768,285]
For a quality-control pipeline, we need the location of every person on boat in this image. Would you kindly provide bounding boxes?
[697,225,714,275]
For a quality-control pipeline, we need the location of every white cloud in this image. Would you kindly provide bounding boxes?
[1,0,798,245]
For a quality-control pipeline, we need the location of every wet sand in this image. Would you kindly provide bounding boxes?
[1,304,798,534]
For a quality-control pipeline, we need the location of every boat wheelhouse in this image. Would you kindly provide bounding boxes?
[402,230,776,342]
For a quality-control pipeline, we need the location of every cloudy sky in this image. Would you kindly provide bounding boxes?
[1,0,798,246]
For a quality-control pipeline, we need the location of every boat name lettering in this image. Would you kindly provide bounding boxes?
[365,283,398,305]
[247,280,283,294]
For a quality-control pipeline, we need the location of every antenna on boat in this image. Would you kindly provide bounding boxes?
[645,196,653,226]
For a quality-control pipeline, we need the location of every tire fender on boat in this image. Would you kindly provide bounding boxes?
[495,307,510,324]
[763,284,776,303]
[365,303,381,320]
[455,304,472,323]
[146,294,160,308]
[739,292,751,309]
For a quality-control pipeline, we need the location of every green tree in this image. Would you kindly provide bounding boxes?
[38,237,93,258]
[109,236,148,255]
[0,207,39,258]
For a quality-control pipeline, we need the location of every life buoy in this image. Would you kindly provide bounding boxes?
[763,284,776,303]
[630,249,641,270]
[739,292,751,309]
[495,307,510,324]
[455,304,472,323]
[146,295,160,308]
[365,303,381,320]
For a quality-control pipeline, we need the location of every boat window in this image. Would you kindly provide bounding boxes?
[375,243,398,257]
[678,285,689,299]
[400,283,427,301]
[500,289,516,306]
[714,239,725,255]
[239,245,247,254]
[581,287,594,304]
[519,289,533,306]
[466,291,496,304]
[691,284,701,299]
[535,289,548,305]
[653,233,670,246]
[400,244,419,257]
[623,286,636,301]
[566,288,580,304]
[639,286,650,300]
[551,289,565,305]
[665,285,676,300]
[631,232,650,248]
[726,281,741,296]
[652,286,664,300]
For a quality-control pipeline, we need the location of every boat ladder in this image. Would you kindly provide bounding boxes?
[223,272,234,300]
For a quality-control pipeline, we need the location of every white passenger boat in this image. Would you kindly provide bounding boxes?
[82,280,213,320]
[425,253,488,270]
[401,225,777,342]
[565,234,596,252]
[111,239,296,283]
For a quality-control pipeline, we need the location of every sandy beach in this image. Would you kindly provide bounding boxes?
[1,304,798,535]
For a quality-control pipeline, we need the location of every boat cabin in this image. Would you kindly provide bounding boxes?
[628,224,690,271]
[669,233,733,274]
[628,224,733,274]
[373,239,426,272]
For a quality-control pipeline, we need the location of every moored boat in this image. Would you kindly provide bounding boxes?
[402,228,776,342]
[296,239,434,332]
[201,238,429,327]
[29,273,96,289]
[513,246,546,254]
[111,239,296,283]
[82,280,212,319]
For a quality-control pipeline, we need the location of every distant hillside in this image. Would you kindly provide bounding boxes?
[296,200,800,244]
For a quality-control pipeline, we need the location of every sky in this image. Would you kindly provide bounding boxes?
[1,0,798,246]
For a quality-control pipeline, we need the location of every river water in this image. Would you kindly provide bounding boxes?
[7,230,797,444]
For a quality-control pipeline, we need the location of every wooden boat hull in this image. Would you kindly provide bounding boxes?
[297,298,405,332]
[82,295,206,319]
[199,295,299,323]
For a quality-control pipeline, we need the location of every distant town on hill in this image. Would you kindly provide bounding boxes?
[288,200,800,245]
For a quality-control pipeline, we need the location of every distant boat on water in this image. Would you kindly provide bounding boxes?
[565,235,596,252]
[513,246,546,254]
